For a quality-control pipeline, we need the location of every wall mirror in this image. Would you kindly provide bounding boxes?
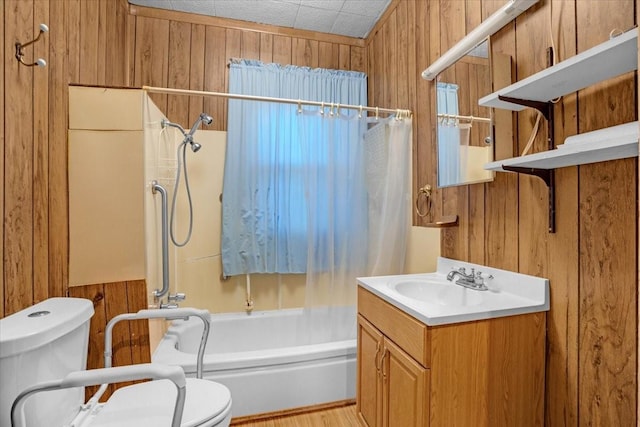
[436,40,495,188]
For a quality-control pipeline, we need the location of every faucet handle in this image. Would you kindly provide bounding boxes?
[474,271,494,287]
[168,292,186,302]
[160,302,179,309]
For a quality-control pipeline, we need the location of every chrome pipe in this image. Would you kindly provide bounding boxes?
[151,181,170,299]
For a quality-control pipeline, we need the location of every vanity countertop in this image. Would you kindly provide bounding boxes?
[357,257,549,326]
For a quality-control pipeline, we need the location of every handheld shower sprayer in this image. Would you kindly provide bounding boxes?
[159,113,213,247]
[162,113,213,152]
[187,113,214,137]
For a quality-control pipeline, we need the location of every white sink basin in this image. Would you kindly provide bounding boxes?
[389,279,484,307]
[357,257,550,326]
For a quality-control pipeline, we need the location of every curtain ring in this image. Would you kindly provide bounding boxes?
[329,102,334,116]
[297,99,302,114]
[336,103,340,116]
[416,184,432,218]
[358,105,363,119]
[375,107,379,121]
[320,101,324,115]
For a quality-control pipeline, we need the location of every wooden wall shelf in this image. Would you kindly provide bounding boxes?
[478,27,638,234]
[485,121,639,171]
[424,215,459,228]
[479,27,637,111]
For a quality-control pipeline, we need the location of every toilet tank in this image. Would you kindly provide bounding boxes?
[0,298,94,427]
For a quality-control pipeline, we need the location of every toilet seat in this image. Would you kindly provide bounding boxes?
[80,379,232,427]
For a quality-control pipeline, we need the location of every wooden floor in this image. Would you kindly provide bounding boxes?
[231,404,360,427]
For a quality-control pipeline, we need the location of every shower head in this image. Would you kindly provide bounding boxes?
[191,142,202,152]
[188,113,214,136]
[200,113,213,126]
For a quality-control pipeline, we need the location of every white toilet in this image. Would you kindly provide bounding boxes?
[0,298,232,427]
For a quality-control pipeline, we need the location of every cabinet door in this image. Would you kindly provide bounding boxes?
[357,315,384,427]
[382,338,429,427]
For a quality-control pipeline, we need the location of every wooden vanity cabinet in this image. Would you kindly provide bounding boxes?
[356,286,546,427]
[357,316,429,427]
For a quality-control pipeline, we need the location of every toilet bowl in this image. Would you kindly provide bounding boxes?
[0,298,232,427]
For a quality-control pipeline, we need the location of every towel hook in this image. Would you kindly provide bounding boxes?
[15,23,49,67]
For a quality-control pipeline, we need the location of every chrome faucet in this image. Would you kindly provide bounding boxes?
[447,267,492,291]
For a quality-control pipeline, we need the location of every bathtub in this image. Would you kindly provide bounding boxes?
[152,307,357,417]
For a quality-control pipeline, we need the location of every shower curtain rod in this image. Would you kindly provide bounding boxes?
[143,86,412,118]
[437,113,491,124]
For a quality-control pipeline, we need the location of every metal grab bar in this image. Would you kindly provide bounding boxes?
[85,308,211,411]
[151,181,170,299]
[11,364,187,427]
[104,308,210,376]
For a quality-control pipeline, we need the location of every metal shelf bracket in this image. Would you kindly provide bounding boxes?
[495,47,557,233]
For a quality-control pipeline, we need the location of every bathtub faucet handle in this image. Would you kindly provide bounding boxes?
[168,292,186,303]
[160,302,179,309]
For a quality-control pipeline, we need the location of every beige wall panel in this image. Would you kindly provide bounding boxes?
[68,130,145,286]
[277,274,307,308]
[69,87,143,130]
[404,226,440,274]
[143,93,171,304]
[175,130,226,263]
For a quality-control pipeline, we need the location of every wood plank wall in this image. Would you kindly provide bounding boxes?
[3,0,149,396]
[367,0,638,425]
[2,0,131,315]
[128,4,366,131]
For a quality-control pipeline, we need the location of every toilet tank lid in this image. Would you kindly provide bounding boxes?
[0,298,94,358]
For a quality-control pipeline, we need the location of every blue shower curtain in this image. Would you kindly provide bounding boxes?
[437,82,461,187]
[221,60,368,277]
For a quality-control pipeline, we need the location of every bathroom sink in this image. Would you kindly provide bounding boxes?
[357,256,550,326]
[389,279,484,307]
